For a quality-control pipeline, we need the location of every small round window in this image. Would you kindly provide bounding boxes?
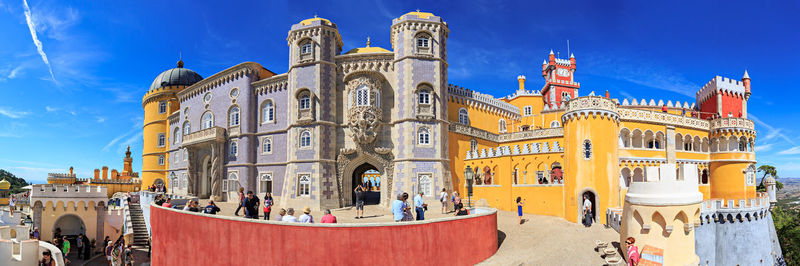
[203,93,212,103]
[230,88,239,98]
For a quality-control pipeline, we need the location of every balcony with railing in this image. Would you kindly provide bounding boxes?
[183,126,226,146]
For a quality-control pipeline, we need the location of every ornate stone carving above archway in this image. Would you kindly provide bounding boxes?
[345,74,384,145]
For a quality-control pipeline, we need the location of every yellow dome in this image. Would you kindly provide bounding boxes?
[0,178,9,190]
[300,16,332,26]
[344,46,391,54]
[401,11,435,19]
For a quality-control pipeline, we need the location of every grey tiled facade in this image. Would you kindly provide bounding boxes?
[165,14,451,210]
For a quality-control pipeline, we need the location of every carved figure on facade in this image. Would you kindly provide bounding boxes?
[210,143,222,201]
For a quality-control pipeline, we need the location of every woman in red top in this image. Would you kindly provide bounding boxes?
[625,237,640,266]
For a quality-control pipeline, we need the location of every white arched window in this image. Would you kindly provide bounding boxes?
[183,149,187,161]
[298,175,311,196]
[158,155,164,166]
[229,141,238,156]
[300,42,312,55]
[227,172,239,192]
[458,108,469,125]
[183,121,190,136]
[299,95,310,110]
[300,131,311,147]
[157,133,165,147]
[259,173,273,194]
[470,139,478,151]
[201,112,214,129]
[229,106,240,127]
[418,128,430,145]
[499,119,507,133]
[356,85,370,106]
[158,101,167,114]
[419,90,430,105]
[416,33,431,54]
[550,121,561,128]
[262,138,272,154]
[261,100,274,124]
[418,173,432,196]
[173,128,179,144]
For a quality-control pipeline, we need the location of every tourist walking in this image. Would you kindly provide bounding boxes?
[321,209,337,223]
[452,192,462,211]
[354,185,365,219]
[625,237,640,266]
[9,196,15,215]
[123,244,133,265]
[40,250,56,266]
[204,200,221,214]
[516,197,525,225]
[439,188,448,214]
[263,193,273,220]
[282,208,298,222]
[582,195,593,227]
[414,192,426,220]
[234,187,245,216]
[299,207,314,223]
[61,236,70,264]
[401,192,414,221]
[76,234,84,259]
[391,193,406,222]
[105,240,114,266]
[244,191,260,219]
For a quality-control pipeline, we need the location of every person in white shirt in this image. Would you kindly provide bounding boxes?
[298,207,314,223]
[582,195,593,227]
[439,188,448,214]
[282,208,299,222]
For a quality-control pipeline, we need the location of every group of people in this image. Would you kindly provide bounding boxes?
[103,235,133,266]
[437,189,470,216]
[273,207,337,223]
[147,184,167,193]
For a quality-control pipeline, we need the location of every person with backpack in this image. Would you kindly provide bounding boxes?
[439,188,448,214]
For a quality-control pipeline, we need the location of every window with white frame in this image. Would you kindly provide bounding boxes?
[417,35,430,48]
[157,133,166,147]
[174,151,179,163]
[499,119,507,133]
[183,149,187,161]
[181,173,187,189]
[183,121,190,136]
[259,173,273,194]
[300,131,311,147]
[458,108,469,125]
[229,106,240,127]
[230,141,238,156]
[745,165,756,185]
[158,155,164,165]
[298,174,311,196]
[229,88,239,99]
[201,112,214,129]
[173,128,179,144]
[300,42,312,55]
[228,172,239,192]
[550,121,561,128]
[158,101,167,114]
[470,139,478,151]
[262,100,274,123]
[523,106,533,116]
[418,128,430,145]
[418,173,432,196]
[356,85,370,106]
[262,137,272,154]
[419,90,430,105]
[299,95,310,110]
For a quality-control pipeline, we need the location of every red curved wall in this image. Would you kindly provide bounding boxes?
[151,205,498,265]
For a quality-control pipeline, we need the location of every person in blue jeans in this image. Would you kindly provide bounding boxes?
[414,192,426,220]
[234,187,245,216]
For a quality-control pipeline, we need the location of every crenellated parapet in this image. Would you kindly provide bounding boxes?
[30,184,108,208]
[465,141,563,160]
[562,96,619,122]
[698,195,770,225]
[696,76,747,104]
[447,84,521,118]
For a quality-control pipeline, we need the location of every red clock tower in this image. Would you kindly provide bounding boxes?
[541,50,580,106]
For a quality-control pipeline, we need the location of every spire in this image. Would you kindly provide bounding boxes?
[542,59,547,65]
[125,145,131,158]
[570,53,575,59]
[549,49,554,55]
[177,52,184,68]
[366,36,371,47]
[743,70,750,79]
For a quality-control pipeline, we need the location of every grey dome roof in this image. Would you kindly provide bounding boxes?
[149,60,203,91]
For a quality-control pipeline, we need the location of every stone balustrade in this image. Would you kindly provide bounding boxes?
[183,126,226,146]
[710,117,755,132]
[618,108,710,130]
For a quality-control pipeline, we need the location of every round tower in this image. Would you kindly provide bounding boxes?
[141,60,202,190]
[708,117,757,202]
[561,96,619,224]
[620,163,702,265]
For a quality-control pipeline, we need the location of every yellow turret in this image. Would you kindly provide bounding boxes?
[141,60,202,189]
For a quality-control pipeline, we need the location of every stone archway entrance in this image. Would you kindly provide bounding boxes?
[352,163,381,205]
[54,214,85,237]
[580,190,597,224]
[337,151,393,208]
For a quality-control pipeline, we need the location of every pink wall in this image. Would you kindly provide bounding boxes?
[151,205,498,265]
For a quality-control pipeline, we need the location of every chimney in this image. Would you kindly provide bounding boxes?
[111,169,119,180]
[102,166,108,180]
[605,90,610,99]
[517,75,526,91]
[69,167,74,175]
[94,169,100,179]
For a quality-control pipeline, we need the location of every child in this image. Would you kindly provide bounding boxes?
[516,197,525,225]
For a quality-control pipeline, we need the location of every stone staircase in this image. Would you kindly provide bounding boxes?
[129,203,149,247]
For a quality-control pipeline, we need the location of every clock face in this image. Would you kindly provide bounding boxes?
[557,68,570,77]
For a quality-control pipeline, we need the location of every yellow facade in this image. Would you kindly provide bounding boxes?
[141,85,181,189]
[448,68,758,225]
[47,148,142,198]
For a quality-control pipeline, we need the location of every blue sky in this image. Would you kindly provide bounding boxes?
[1,0,799,183]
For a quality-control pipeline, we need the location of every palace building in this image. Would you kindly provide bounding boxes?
[47,146,141,198]
[141,11,758,216]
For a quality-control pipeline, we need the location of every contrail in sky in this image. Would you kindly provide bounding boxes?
[22,0,57,84]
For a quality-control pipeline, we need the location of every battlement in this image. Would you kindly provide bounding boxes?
[699,195,771,224]
[47,173,76,179]
[697,75,746,103]
[448,84,521,116]
[466,139,563,160]
[30,184,107,200]
[625,163,703,206]
[553,58,571,66]
[503,89,542,100]
[0,238,39,265]
[620,98,695,109]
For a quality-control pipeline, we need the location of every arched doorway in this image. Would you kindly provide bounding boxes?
[200,155,211,198]
[53,214,85,237]
[352,163,381,205]
[580,190,597,224]
[153,178,165,187]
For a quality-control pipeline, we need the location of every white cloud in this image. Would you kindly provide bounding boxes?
[7,65,23,79]
[778,146,800,155]
[750,114,794,145]
[755,143,774,153]
[22,0,57,84]
[0,107,29,118]
[96,116,105,123]
[69,110,77,116]
[45,106,57,112]
[582,55,699,98]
